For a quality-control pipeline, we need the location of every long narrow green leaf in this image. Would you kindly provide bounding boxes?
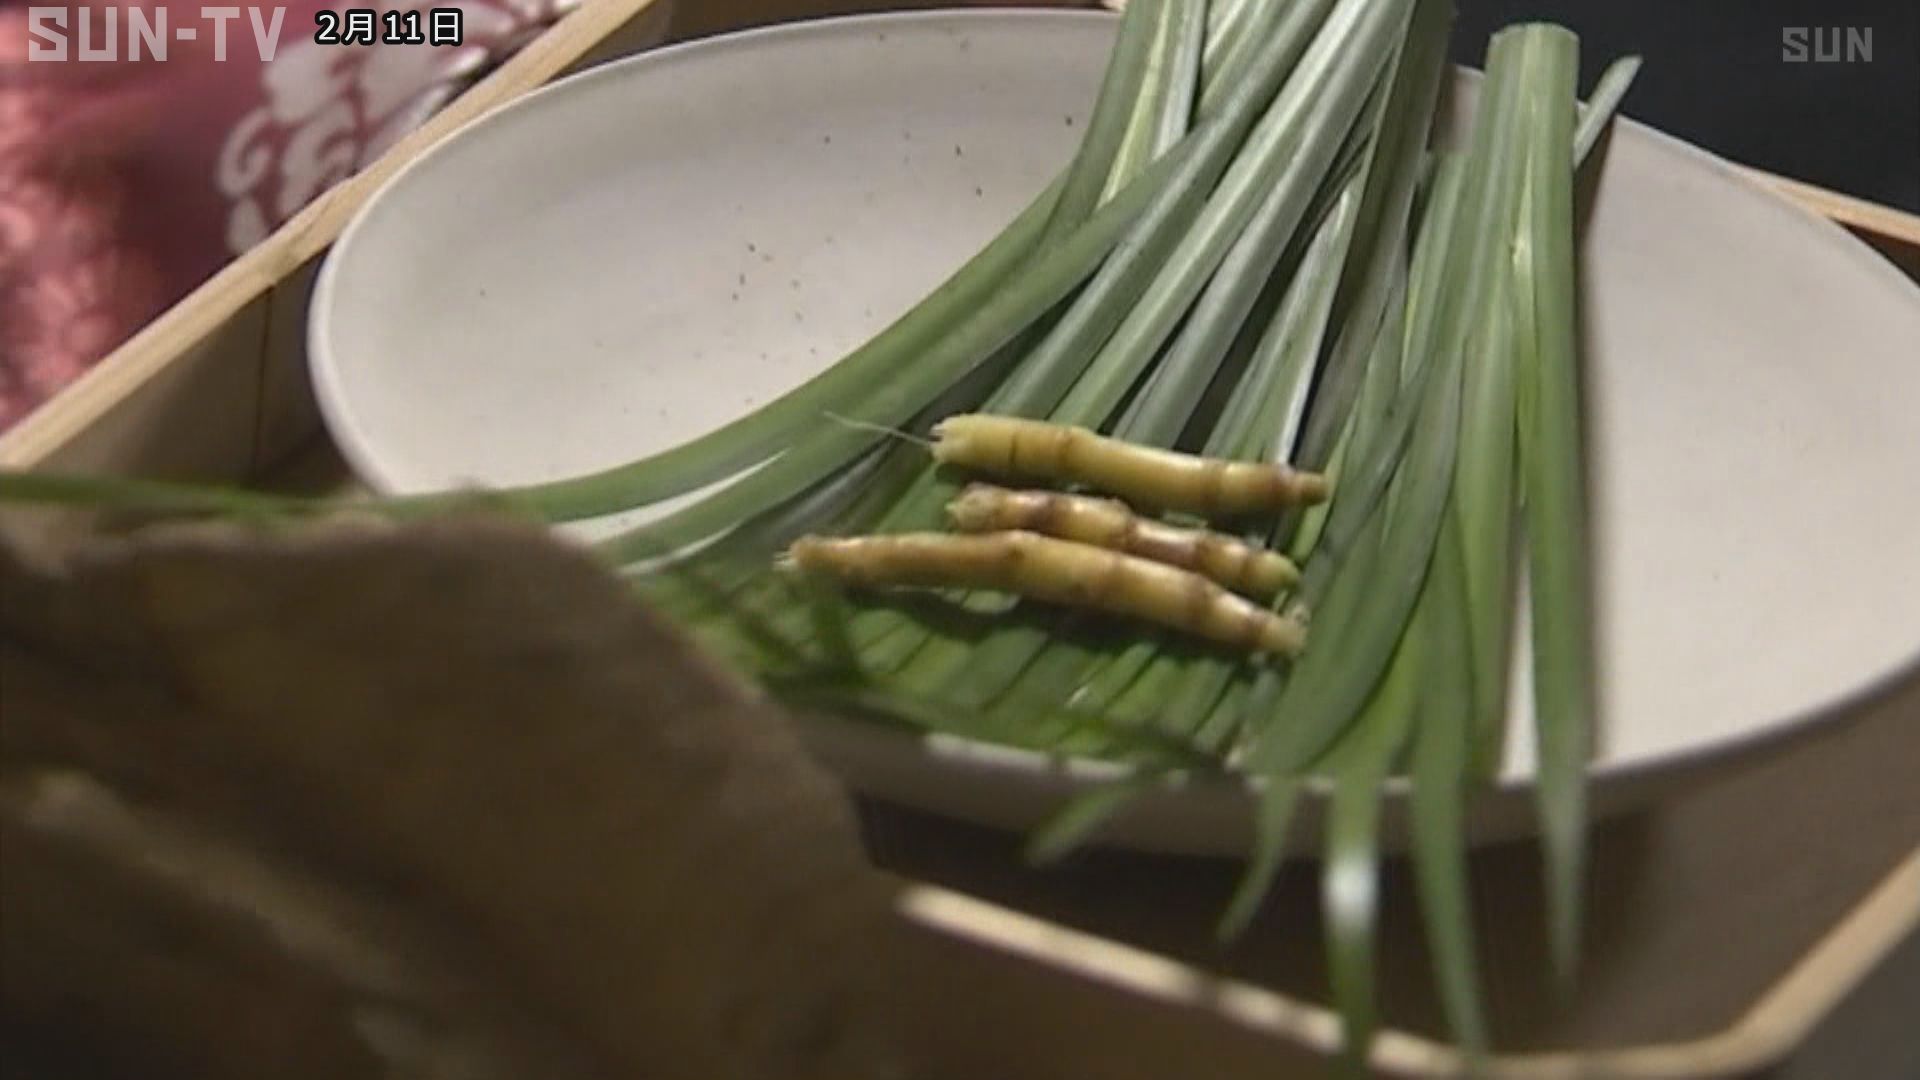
[629,442,900,623]
[1154,0,1210,153]
[989,105,1245,422]
[794,573,863,676]
[1353,270,1413,444]
[1287,0,1455,476]
[1320,613,1422,1069]
[1504,49,1634,537]
[0,472,343,520]
[988,630,1115,711]
[1574,55,1642,165]
[637,554,817,674]
[1512,23,1593,986]
[1107,659,1193,732]
[1285,415,1350,562]
[1239,16,1533,775]
[994,0,1345,424]
[1219,178,1362,463]
[1408,517,1490,1055]
[1045,0,1166,237]
[1026,773,1169,864]
[1102,0,1185,201]
[1396,154,1471,400]
[1193,674,1253,750]
[1216,776,1302,939]
[1198,0,1289,113]
[1066,637,1165,714]
[1055,0,1406,425]
[1241,260,1465,772]
[1452,204,1523,779]
[1291,45,1525,610]
[1116,69,1388,446]
[1202,0,1253,65]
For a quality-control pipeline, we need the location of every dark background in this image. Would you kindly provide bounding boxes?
[1449,0,1920,212]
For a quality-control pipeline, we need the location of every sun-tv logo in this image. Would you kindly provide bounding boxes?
[26,6,289,61]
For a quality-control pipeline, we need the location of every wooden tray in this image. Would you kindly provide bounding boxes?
[3,3,1917,1076]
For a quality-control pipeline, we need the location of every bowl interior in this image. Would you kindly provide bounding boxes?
[312,11,1920,851]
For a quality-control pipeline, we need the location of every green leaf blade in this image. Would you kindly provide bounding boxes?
[1513,23,1595,986]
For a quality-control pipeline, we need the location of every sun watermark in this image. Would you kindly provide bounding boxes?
[24,5,467,62]
[1782,26,1874,63]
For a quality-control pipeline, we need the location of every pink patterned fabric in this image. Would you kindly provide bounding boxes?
[0,0,574,430]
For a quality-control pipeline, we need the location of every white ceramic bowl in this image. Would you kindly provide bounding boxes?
[310,11,1920,855]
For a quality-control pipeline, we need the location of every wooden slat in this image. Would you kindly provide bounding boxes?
[24,297,267,479]
[888,850,1920,1078]
[0,298,270,545]
[1738,167,1920,278]
[1739,167,1920,251]
[254,258,326,474]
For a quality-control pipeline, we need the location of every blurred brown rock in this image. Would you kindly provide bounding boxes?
[0,516,914,1080]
